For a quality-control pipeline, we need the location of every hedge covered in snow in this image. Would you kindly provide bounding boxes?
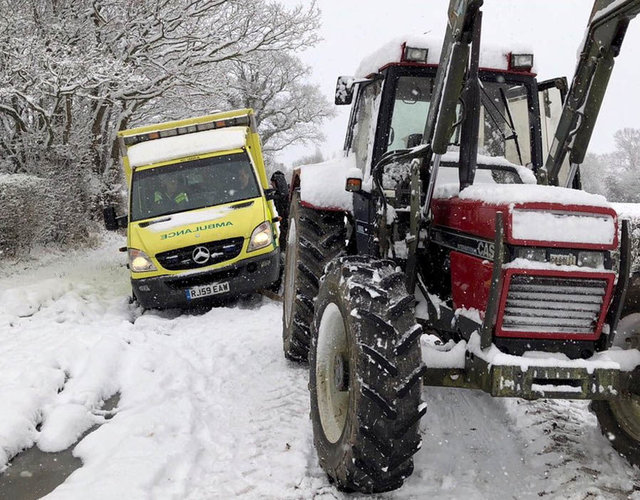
[0,173,92,258]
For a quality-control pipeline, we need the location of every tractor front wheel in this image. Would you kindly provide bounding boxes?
[309,256,426,493]
[592,313,640,467]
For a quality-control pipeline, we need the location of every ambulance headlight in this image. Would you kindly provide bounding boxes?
[129,248,157,272]
[248,222,273,252]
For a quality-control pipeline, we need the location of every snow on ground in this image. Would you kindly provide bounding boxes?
[0,235,639,499]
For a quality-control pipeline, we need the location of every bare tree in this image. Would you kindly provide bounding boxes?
[0,0,325,254]
[581,128,640,202]
[210,52,334,157]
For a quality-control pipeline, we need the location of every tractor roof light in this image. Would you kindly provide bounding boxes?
[402,45,429,64]
[509,53,534,72]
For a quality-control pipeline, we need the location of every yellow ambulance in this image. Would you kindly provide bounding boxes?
[104,109,282,308]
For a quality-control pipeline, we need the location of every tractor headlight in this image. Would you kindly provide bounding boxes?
[577,251,605,269]
[403,46,429,63]
[509,53,534,71]
[515,247,546,262]
[129,248,157,272]
[248,221,273,252]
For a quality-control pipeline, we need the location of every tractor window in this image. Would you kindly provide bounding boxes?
[387,76,434,150]
[539,85,563,160]
[478,80,532,167]
[351,80,382,174]
[385,76,533,169]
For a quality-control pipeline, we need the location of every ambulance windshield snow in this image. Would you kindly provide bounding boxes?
[130,152,260,221]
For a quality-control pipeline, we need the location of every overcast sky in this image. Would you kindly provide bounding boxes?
[279,0,640,166]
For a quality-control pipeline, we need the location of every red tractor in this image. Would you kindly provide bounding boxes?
[282,0,640,493]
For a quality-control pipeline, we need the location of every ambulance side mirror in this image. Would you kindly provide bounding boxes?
[103,206,127,231]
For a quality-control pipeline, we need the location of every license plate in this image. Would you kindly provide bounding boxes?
[186,281,230,300]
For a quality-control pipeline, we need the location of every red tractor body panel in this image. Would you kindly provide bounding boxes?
[431,195,618,341]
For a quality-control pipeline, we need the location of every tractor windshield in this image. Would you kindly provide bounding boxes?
[386,74,533,168]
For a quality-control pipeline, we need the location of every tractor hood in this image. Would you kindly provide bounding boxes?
[431,183,618,250]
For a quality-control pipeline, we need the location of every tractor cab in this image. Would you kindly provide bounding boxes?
[335,38,568,261]
[337,38,566,192]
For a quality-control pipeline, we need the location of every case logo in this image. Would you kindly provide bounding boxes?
[477,241,495,260]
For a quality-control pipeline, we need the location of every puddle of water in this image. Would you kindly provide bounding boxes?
[0,394,120,499]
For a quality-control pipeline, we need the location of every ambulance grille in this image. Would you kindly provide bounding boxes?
[156,237,244,270]
[501,275,608,335]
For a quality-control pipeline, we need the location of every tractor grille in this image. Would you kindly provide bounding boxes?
[156,237,244,271]
[501,275,608,335]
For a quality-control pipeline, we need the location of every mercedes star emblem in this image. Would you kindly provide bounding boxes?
[192,246,210,264]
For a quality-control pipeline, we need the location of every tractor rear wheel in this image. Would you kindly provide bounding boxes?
[282,192,346,362]
[592,313,640,467]
[309,256,426,493]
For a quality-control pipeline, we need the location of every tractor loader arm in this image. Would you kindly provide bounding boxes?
[404,0,483,292]
[545,0,640,187]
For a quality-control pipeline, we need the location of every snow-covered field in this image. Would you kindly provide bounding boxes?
[0,236,638,499]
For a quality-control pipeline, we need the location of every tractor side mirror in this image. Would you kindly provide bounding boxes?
[335,76,355,105]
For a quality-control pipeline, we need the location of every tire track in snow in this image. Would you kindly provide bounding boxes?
[398,388,638,499]
[129,303,315,499]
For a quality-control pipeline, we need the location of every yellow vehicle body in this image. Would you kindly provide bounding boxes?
[117,109,280,308]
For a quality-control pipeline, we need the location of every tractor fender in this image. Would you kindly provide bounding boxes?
[290,156,357,213]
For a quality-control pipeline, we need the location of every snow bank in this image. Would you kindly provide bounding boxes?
[298,155,356,211]
[356,35,535,77]
[0,279,73,318]
[127,127,247,167]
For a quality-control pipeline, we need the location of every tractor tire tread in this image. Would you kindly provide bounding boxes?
[310,256,424,493]
[282,194,346,362]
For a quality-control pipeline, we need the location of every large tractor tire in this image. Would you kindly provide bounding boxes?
[282,192,346,362]
[592,312,640,467]
[309,256,426,493]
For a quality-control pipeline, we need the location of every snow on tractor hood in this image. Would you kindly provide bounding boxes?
[298,155,356,212]
[432,183,617,249]
[433,182,611,207]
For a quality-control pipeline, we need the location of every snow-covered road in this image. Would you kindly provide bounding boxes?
[0,237,638,499]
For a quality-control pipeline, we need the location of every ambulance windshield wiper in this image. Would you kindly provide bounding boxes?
[138,216,172,228]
